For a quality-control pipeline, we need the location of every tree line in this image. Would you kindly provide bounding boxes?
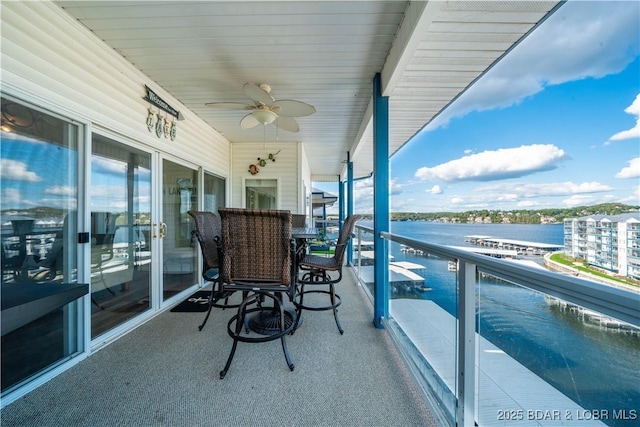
[358,203,639,224]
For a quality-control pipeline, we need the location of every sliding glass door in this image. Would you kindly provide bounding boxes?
[1,97,82,392]
[161,158,199,301]
[90,134,152,338]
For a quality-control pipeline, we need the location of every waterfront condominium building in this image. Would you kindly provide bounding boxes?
[564,212,640,280]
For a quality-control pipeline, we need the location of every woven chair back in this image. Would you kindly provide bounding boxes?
[292,214,306,228]
[333,214,362,264]
[218,208,292,286]
[187,211,221,270]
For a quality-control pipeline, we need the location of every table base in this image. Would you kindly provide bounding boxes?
[248,309,297,335]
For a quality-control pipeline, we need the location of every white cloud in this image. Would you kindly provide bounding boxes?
[45,186,76,196]
[611,187,640,205]
[428,185,442,194]
[0,159,41,182]
[607,94,640,144]
[2,188,21,206]
[390,179,403,196]
[354,177,403,204]
[415,144,568,182]
[92,156,127,175]
[562,194,597,207]
[416,180,612,211]
[38,197,78,209]
[427,1,640,130]
[615,157,640,179]
[516,200,540,208]
[475,181,612,198]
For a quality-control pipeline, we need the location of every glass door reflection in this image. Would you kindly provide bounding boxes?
[1,97,82,392]
[161,159,198,301]
[90,135,152,338]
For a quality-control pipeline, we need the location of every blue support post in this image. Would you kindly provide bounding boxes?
[372,73,389,328]
[346,159,354,265]
[338,178,345,229]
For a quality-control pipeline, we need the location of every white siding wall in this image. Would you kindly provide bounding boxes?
[0,1,230,177]
[231,142,303,212]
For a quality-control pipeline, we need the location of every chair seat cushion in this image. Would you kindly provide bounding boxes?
[300,254,339,271]
[203,268,219,281]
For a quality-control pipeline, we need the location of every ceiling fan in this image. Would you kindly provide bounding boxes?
[205,83,315,133]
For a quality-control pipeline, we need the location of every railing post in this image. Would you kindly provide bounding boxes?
[356,228,362,276]
[457,260,476,426]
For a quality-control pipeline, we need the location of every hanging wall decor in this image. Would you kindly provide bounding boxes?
[146,109,155,132]
[257,150,281,166]
[155,113,163,138]
[143,85,183,140]
[249,150,280,174]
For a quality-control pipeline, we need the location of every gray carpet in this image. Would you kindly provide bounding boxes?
[1,271,439,427]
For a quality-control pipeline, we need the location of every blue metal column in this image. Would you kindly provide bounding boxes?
[338,178,345,229]
[346,158,354,265]
[372,73,389,328]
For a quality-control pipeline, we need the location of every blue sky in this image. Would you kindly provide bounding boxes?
[1,135,78,211]
[318,0,640,214]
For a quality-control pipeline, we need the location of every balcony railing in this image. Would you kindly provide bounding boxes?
[351,224,640,426]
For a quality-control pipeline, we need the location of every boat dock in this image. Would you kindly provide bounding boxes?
[357,263,430,294]
[465,235,563,255]
[451,245,519,259]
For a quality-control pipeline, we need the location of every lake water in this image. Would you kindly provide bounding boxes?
[361,221,639,426]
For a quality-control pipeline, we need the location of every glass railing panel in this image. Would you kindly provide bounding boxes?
[353,227,376,296]
[476,272,640,427]
[384,239,459,425]
[353,225,639,426]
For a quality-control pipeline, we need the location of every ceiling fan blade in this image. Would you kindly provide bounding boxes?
[240,113,260,130]
[205,102,253,110]
[275,116,299,133]
[272,100,316,117]
[243,83,273,107]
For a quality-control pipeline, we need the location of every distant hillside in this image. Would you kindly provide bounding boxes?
[4,203,639,226]
[381,203,640,224]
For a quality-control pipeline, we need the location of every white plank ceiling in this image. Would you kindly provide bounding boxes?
[56,1,562,180]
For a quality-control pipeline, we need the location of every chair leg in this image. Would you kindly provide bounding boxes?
[198,299,214,331]
[292,283,305,333]
[277,299,295,371]
[280,336,295,371]
[198,282,219,331]
[221,292,296,378]
[330,284,344,335]
[220,297,250,379]
[219,338,239,380]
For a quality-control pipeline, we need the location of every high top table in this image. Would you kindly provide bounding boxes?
[291,227,318,239]
[247,227,318,335]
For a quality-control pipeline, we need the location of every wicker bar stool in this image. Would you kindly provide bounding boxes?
[217,208,298,379]
[293,214,361,334]
[187,210,240,331]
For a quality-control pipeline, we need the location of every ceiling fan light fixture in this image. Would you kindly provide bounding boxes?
[252,109,277,125]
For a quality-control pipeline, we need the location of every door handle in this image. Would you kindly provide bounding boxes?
[159,222,167,239]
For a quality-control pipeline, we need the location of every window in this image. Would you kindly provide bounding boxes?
[245,178,277,209]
